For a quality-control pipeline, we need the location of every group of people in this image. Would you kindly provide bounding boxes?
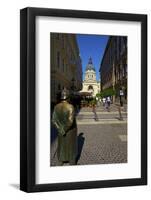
[102,96,111,110]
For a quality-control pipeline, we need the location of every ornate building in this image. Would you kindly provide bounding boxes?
[99,36,127,102]
[51,33,82,105]
[80,57,100,97]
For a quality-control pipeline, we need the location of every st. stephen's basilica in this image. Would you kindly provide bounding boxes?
[80,57,100,97]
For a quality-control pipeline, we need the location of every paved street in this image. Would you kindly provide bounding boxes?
[51,104,127,166]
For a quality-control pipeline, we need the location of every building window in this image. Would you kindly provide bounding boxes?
[122,67,125,77]
[125,64,127,74]
[117,38,119,60]
[118,71,120,80]
[62,59,64,72]
[58,83,61,91]
[123,64,127,77]
[56,33,59,40]
[88,85,93,91]
[57,52,60,68]
[61,35,65,49]
[119,37,121,55]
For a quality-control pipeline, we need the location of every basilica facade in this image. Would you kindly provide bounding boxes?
[80,57,100,97]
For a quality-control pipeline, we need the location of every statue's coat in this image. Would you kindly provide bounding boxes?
[52,101,77,163]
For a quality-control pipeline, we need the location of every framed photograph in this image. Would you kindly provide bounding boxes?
[20,7,147,192]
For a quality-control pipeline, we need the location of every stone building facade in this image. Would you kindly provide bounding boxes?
[80,57,100,97]
[51,33,82,104]
[99,36,127,102]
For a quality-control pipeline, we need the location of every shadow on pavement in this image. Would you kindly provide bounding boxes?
[76,132,85,163]
[51,125,58,144]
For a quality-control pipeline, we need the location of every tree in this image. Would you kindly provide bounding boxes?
[96,88,116,98]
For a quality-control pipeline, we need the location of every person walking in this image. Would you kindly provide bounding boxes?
[107,96,111,107]
[102,97,106,107]
[105,96,111,112]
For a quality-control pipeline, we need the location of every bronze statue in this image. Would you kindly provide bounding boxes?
[52,88,77,165]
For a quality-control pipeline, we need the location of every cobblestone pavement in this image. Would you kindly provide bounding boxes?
[76,123,127,165]
[50,104,127,166]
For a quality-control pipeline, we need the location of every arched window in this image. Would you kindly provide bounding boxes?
[88,85,93,91]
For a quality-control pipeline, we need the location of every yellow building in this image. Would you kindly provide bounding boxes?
[51,33,82,105]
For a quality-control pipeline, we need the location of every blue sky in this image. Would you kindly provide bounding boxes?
[76,34,109,81]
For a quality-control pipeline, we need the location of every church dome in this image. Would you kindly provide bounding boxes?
[86,57,95,71]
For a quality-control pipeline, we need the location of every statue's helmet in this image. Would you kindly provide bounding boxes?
[61,88,69,100]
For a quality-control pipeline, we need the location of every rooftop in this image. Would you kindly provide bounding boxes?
[85,57,96,71]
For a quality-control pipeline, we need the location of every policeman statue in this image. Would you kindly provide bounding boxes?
[52,88,77,166]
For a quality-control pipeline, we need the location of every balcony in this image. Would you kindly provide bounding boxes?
[69,60,76,68]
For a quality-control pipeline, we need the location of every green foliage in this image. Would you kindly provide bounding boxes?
[89,99,96,105]
[97,88,116,98]
[96,93,101,98]
[81,98,97,107]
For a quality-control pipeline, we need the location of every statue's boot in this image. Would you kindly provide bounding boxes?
[69,159,76,165]
[58,161,64,166]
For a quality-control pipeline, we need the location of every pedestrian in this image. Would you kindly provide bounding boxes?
[107,96,111,108]
[102,97,106,106]
[105,97,108,109]
[92,102,99,121]
[99,98,102,106]
[92,102,96,112]
[52,88,77,166]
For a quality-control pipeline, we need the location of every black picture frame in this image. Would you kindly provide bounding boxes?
[20,7,147,192]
